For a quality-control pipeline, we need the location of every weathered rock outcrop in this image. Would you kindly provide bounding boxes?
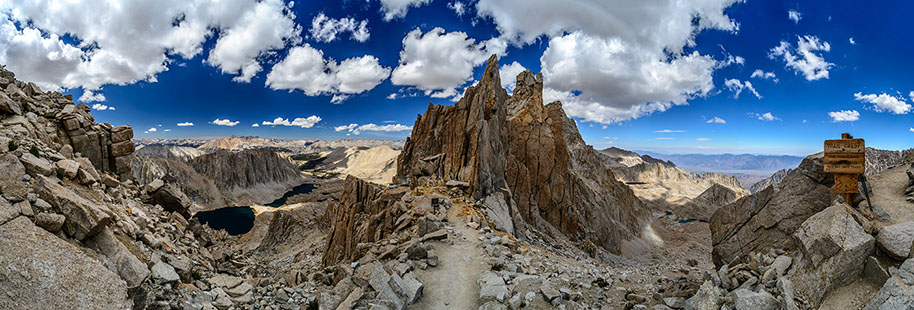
[0,216,132,309]
[322,176,409,266]
[710,153,835,266]
[907,161,914,202]
[865,257,914,310]
[395,55,648,254]
[682,183,745,221]
[190,148,303,205]
[132,156,227,210]
[749,168,790,194]
[788,202,874,307]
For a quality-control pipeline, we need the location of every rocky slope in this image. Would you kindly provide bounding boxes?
[394,55,648,256]
[748,168,790,193]
[134,144,205,161]
[190,148,303,205]
[600,147,748,207]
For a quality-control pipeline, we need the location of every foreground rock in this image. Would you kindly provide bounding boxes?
[789,202,874,307]
[876,221,914,260]
[0,216,131,309]
[711,153,834,265]
[865,258,914,309]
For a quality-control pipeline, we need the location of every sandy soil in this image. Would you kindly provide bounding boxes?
[867,163,914,224]
[333,145,400,184]
[818,277,880,310]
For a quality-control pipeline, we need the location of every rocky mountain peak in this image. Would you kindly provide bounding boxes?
[394,55,648,255]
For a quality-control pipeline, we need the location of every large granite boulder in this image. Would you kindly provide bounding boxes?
[394,55,647,254]
[876,221,914,260]
[789,202,875,307]
[0,216,131,309]
[710,153,834,265]
[35,175,112,240]
[865,257,914,310]
[86,227,150,288]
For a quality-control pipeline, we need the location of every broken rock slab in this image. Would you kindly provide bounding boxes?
[864,258,914,310]
[876,221,914,260]
[0,216,131,310]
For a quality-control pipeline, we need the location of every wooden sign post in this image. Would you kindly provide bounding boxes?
[824,133,865,205]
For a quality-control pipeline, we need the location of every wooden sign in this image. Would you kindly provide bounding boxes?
[824,138,865,175]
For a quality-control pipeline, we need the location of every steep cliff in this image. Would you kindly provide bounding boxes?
[395,55,649,254]
[190,148,303,205]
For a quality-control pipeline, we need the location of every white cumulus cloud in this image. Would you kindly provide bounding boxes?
[144,127,157,133]
[448,2,466,16]
[378,0,432,21]
[266,44,390,101]
[177,122,194,127]
[261,116,322,128]
[724,79,761,99]
[854,92,912,114]
[769,35,833,81]
[336,123,412,135]
[788,10,802,23]
[751,112,781,121]
[80,90,107,102]
[498,61,528,93]
[91,103,115,111]
[391,27,506,99]
[849,37,856,45]
[309,13,369,43]
[211,119,240,127]
[828,110,860,122]
[750,69,778,83]
[706,117,726,124]
[251,123,260,127]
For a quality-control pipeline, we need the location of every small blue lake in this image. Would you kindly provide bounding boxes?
[194,183,315,235]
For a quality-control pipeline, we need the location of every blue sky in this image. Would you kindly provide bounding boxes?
[1,0,912,156]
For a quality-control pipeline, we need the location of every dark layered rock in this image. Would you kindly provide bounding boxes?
[132,156,227,211]
[683,183,743,221]
[190,148,303,205]
[395,55,648,254]
[710,153,835,266]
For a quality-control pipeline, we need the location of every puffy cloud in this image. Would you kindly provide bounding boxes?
[751,112,781,121]
[541,32,716,123]
[336,123,411,135]
[211,119,240,126]
[788,10,802,23]
[769,35,833,81]
[910,128,914,133]
[750,69,778,82]
[471,0,741,124]
[0,0,302,90]
[706,117,726,124]
[177,122,194,127]
[498,61,527,93]
[653,129,685,133]
[828,110,860,122]
[309,13,369,43]
[854,92,912,114]
[261,116,321,128]
[849,37,856,45]
[724,79,761,99]
[448,2,466,16]
[378,0,432,21]
[80,90,106,102]
[144,127,157,133]
[251,123,260,127]
[91,103,115,111]
[266,45,390,100]
[390,27,506,98]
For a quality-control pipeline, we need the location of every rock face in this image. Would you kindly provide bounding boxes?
[683,183,745,221]
[394,55,648,254]
[907,162,914,202]
[0,216,132,309]
[35,175,113,240]
[789,202,875,307]
[132,155,227,210]
[190,148,303,205]
[876,221,914,260]
[710,153,834,265]
[322,176,408,266]
[865,257,914,310]
[749,168,790,194]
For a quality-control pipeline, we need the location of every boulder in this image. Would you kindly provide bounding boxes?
[778,277,799,310]
[865,256,890,285]
[789,202,875,307]
[684,281,719,310]
[865,258,914,310]
[87,227,150,288]
[151,260,180,283]
[35,212,66,232]
[35,176,112,240]
[0,217,131,309]
[732,289,778,310]
[111,125,133,143]
[54,159,80,179]
[0,153,25,182]
[711,154,833,266]
[0,91,22,114]
[20,152,53,176]
[0,197,17,225]
[876,221,914,260]
[76,157,100,184]
[144,178,164,193]
[150,184,192,218]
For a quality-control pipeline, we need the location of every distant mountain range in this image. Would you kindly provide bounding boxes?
[634,151,804,174]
